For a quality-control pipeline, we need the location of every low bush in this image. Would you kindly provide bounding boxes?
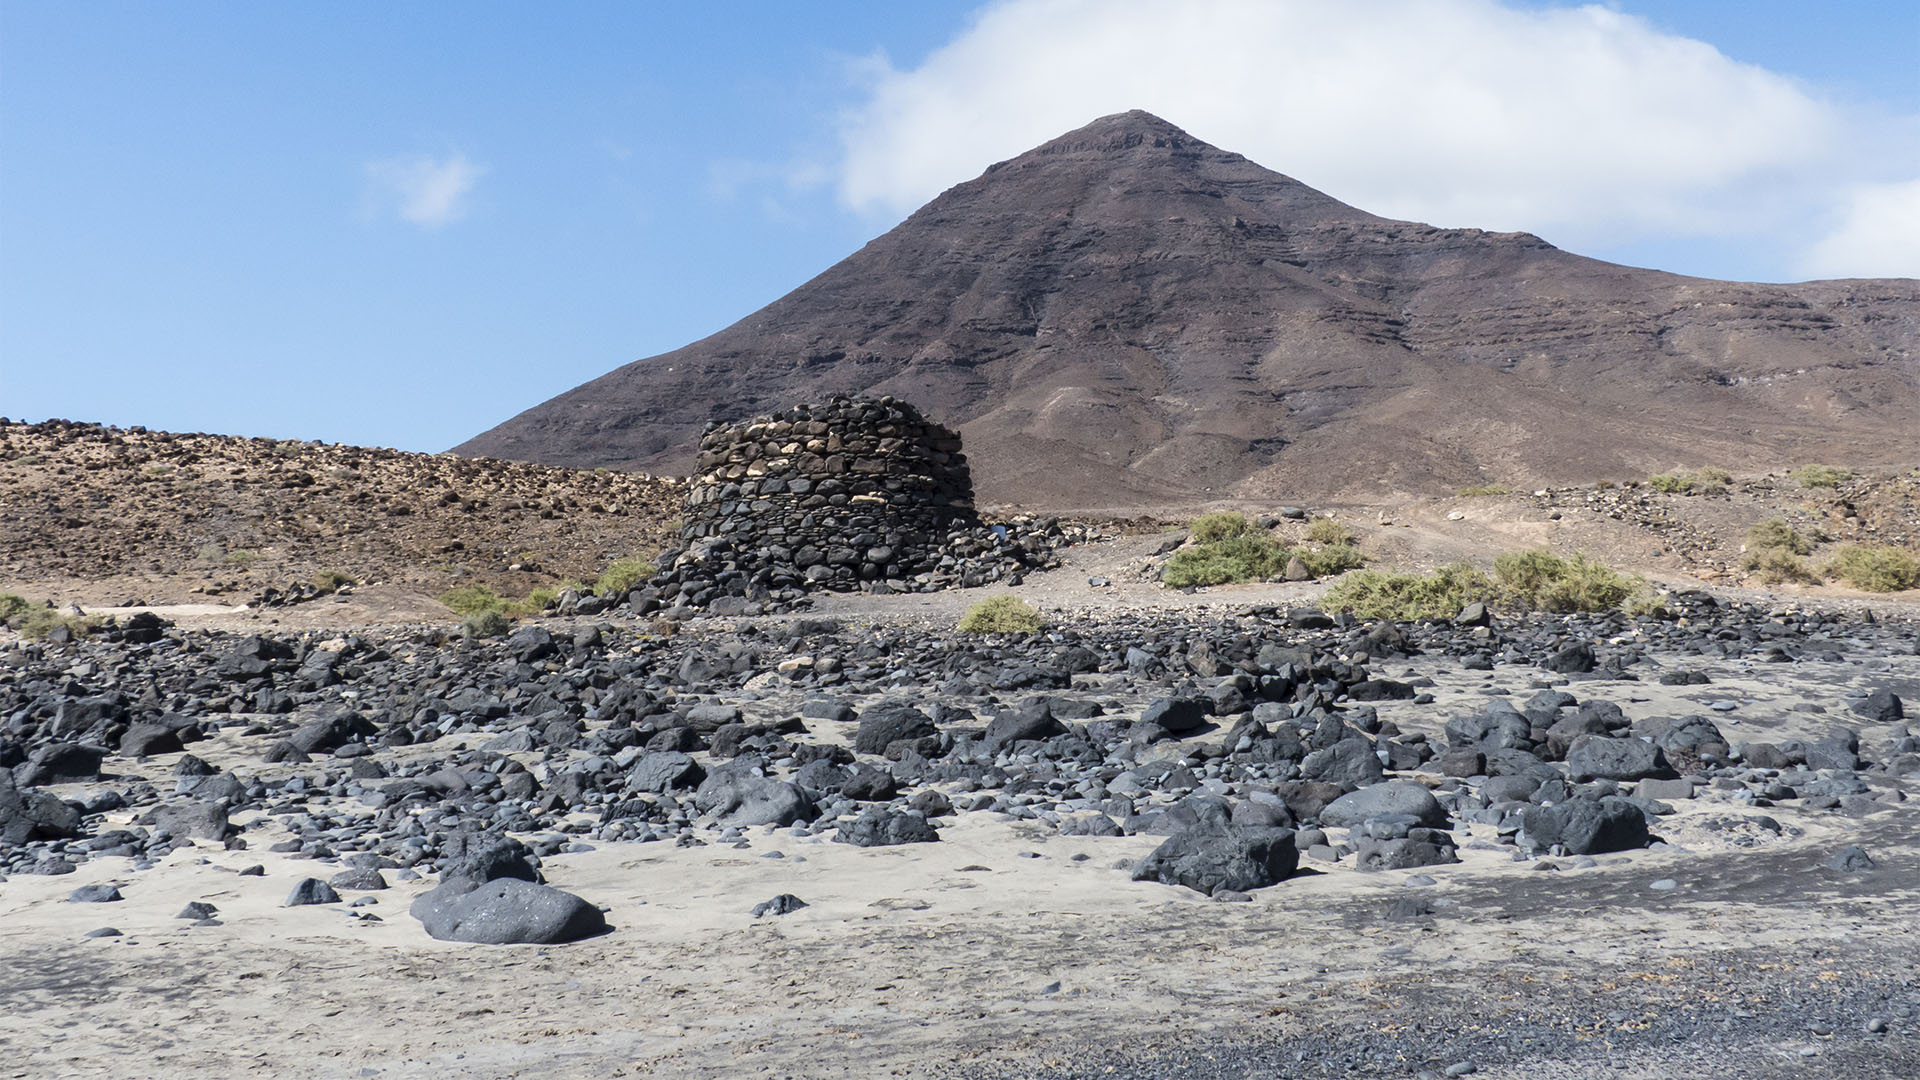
[958,596,1044,634]
[1746,519,1812,556]
[1188,512,1251,543]
[594,558,656,597]
[1742,547,1822,585]
[461,611,511,639]
[1828,545,1920,593]
[1304,518,1351,545]
[1791,464,1852,488]
[1321,563,1498,622]
[1300,541,1366,577]
[1163,533,1291,588]
[1457,484,1511,497]
[0,594,29,621]
[10,606,100,641]
[312,569,355,592]
[1494,549,1640,612]
[439,585,514,617]
[1648,468,1731,494]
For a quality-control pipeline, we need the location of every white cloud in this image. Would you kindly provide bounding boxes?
[1801,179,1920,279]
[836,0,1918,277]
[364,152,485,228]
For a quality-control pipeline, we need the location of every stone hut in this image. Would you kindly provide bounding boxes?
[647,396,1054,611]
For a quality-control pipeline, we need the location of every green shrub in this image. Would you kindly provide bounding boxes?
[1747,519,1812,556]
[1163,533,1291,588]
[1321,563,1498,622]
[1494,549,1639,612]
[1791,464,1852,488]
[0,594,29,621]
[1623,592,1670,620]
[958,596,1044,634]
[1188,512,1251,543]
[1300,541,1366,577]
[223,549,261,567]
[1828,545,1920,592]
[12,607,99,641]
[439,585,513,617]
[1647,469,1729,494]
[312,569,355,592]
[1742,547,1822,585]
[1305,518,1351,545]
[461,610,511,638]
[1457,484,1511,497]
[594,558,656,597]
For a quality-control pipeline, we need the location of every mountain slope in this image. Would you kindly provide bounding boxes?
[456,110,1919,508]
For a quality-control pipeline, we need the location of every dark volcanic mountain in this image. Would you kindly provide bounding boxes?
[457,111,1919,508]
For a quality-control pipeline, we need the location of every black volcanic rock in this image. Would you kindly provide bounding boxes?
[456,110,1919,508]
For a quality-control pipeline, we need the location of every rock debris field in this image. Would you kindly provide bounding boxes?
[2,590,1918,1079]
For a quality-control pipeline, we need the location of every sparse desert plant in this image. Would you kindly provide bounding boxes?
[1300,541,1366,577]
[0,593,30,622]
[1163,533,1291,588]
[1746,519,1813,556]
[312,569,355,592]
[223,549,261,567]
[1647,469,1729,494]
[1305,517,1351,545]
[1188,511,1251,543]
[1742,546,1822,585]
[11,606,100,641]
[1494,549,1639,612]
[1828,545,1920,593]
[594,558,656,597]
[439,585,513,617]
[1622,591,1671,620]
[461,610,511,638]
[1791,464,1852,489]
[1458,484,1511,497]
[1321,563,1498,622]
[958,595,1044,634]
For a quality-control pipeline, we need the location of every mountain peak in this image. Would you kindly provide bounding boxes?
[456,114,1917,508]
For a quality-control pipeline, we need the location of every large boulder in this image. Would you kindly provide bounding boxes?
[695,765,817,826]
[1131,826,1298,895]
[436,835,540,891]
[852,703,937,756]
[1299,739,1384,789]
[13,742,105,786]
[982,699,1066,752]
[1521,797,1649,854]
[411,878,607,944]
[1852,689,1903,724]
[1446,705,1533,753]
[288,710,375,755]
[1566,736,1676,783]
[836,808,938,847]
[625,751,706,793]
[147,800,230,841]
[0,772,81,847]
[1319,782,1449,829]
[1140,697,1211,734]
[1353,835,1459,872]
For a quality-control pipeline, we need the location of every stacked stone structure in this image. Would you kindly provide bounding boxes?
[645,396,1061,612]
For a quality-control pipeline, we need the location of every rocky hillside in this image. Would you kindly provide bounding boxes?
[0,419,683,605]
[457,110,1918,510]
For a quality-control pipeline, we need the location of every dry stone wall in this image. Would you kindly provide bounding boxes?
[644,396,1067,614]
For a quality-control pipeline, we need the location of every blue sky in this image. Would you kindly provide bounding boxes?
[3,1,1916,452]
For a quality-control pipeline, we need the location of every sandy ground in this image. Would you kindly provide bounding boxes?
[3,632,1917,1079]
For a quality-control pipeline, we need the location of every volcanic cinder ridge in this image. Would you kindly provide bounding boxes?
[456,110,1919,509]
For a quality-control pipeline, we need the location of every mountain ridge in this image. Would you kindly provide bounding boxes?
[456,110,1918,508]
